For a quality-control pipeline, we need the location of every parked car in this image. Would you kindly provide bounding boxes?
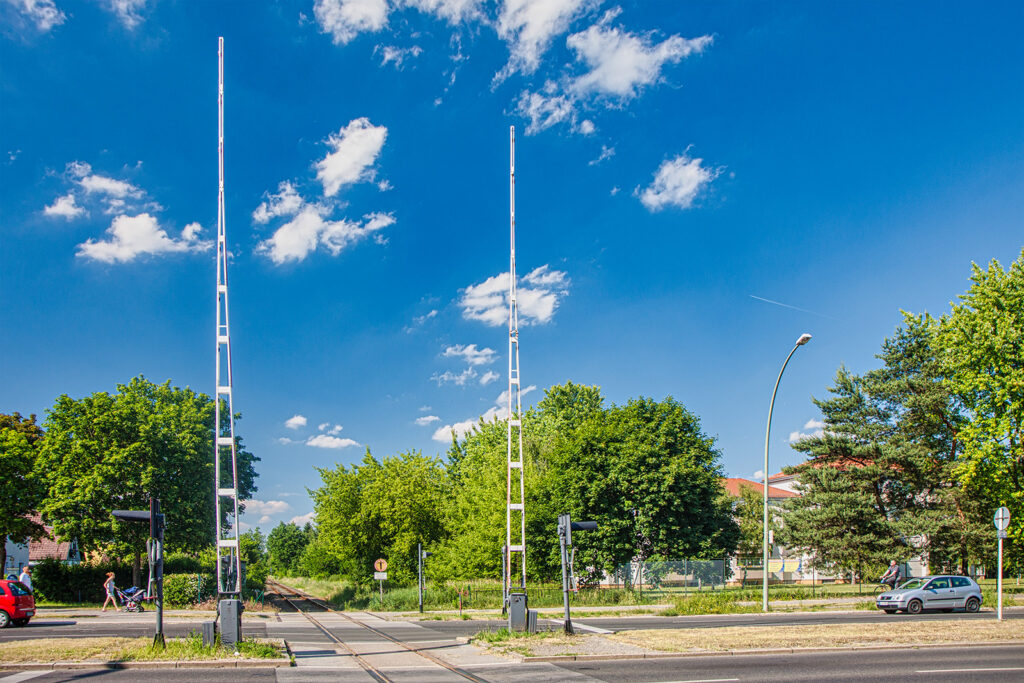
[876,575,982,615]
[0,579,35,627]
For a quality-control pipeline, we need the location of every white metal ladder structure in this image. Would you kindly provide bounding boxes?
[506,126,527,595]
[214,37,242,596]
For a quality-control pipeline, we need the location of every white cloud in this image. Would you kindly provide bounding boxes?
[76,213,212,263]
[753,469,765,481]
[415,415,440,426]
[589,145,615,165]
[567,21,712,99]
[403,0,483,24]
[318,423,344,435]
[443,343,496,366]
[496,0,596,79]
[257,206,395,264]
[106,0,146,29]
[75,171,142,199]
[8,0,66,31]
[244,499,292,518]
[514,13,712,136]
[43,193,86,219]
[307,434,360,449]
[419,405,432,411]
[636,153,718,211]
[480,370,500,386]
[253,181,304,224]
[432,385,536,442]
[314,0,389,45]
[285,414,308,429]
[316,118,388,197]
[290,512,316,526]
[432,367,478,386]
[377,44,423,69]
[277,437,296,445]
[516,87,578,135]
[458,264,569,327]
[789,419,826,443]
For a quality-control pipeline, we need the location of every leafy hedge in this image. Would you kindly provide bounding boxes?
[163,573,216,606]
[32,558,132,603]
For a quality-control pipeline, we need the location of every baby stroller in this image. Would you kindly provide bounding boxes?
[118,586,151,612]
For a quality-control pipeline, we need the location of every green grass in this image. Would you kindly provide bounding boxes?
[276,574,1024,615]
[661,592,759,616]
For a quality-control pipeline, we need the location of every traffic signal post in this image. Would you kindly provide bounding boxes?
[557,513,597,635]
[112,497,166,647]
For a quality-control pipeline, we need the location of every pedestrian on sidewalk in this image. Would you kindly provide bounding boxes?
[101,572,119,612]
[18,566,31,592]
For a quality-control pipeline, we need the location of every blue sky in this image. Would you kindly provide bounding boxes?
[2,1,1021,533]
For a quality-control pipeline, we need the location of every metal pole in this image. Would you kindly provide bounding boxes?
[763,334,811,613]
[997,536,1003,620]
[559,517,573,634]
[418,543,423,614]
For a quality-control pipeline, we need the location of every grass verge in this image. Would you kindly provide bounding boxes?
[0,634,285,664]
[610,618,1024,653]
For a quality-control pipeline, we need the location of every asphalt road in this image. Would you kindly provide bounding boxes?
[1,606,1020,642]
[2,644,1022,681]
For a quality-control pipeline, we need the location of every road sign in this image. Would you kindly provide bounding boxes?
[374,558,388,572]
[994,506,1010,531]
[998,530,1008,539]
[374,571,387,580]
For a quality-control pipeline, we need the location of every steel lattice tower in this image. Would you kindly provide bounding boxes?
[505,126,527,593]
[214,37,242,596]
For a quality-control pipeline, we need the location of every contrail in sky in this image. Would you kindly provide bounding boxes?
[749,295,840,320]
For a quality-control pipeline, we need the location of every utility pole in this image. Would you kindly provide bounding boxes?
[214,37,243,645]
[505,126,527,600]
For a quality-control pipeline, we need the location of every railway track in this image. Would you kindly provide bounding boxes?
[266,577,487,683]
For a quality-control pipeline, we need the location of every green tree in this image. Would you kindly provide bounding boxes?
[36,377,259,586]
[938,250,1024,570]
[0,413,48,571]
[783,314,988,575]
[239,528,266,566]
[434,383,738,583]
[780,465,897,580]
[266,522,311,576]
[310,449,449,585]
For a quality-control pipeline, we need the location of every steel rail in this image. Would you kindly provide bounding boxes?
[267,578,486,683]
[267,578,389,682]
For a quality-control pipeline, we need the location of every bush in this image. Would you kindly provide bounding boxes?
[164,552,207,575]
[245,561,268,593]
[163,573,216,607]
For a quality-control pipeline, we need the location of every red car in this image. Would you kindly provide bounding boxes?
[0,579,35,627]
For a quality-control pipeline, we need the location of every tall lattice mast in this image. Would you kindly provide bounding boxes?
[505,125,527,592]
[214,36,242,596]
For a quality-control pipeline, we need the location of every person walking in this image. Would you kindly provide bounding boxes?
[101,572,119,612]
[18,566,31,592]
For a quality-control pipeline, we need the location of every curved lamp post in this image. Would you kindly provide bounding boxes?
[763,333,812,612]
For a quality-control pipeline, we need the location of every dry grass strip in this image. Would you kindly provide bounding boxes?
[0,636,285,663]
[609,619,1024,653]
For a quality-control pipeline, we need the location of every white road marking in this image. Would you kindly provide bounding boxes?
[0,673,49,682]
[543,618,613,634]
[916,668,1024,674]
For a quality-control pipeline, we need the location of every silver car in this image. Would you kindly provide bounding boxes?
[876,575,983,614]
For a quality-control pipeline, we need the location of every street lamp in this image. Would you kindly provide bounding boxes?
[763,333,812,612]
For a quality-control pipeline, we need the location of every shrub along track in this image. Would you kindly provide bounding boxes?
[265,578,485,683]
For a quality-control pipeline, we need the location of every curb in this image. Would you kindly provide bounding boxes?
[523,639,1024,662]
[0,658,293,671]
